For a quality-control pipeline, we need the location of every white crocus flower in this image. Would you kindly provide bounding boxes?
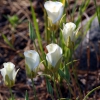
[44,1,64,24]
[62,22,77,43]
[46,43,62,67]
[0,62,19,86]
[24,50,40,71]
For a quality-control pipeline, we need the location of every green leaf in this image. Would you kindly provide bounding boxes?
[75,0,90,27]
[2,34,14,49]
[60,14,66,26]
[45,77,53,95]
[58,68,72,98]
[83,86,100,100]
[7,15,19,27]
[5,74,10,86]
[97,6,100,24]
[25,90,29,100]
[84,13,96,35]
[64,65,70,83]
[65,48,71,62]
[44,9,49,43]
[54,57,63,72]
[29,22,36,41]
[66,60,79,66]
[30,1,43,52]
[94,0,100,25]
[58,69,66,80]
[5,75,14,87]
[25,64,31,78]
[71,0,77,21]
[59,60,78,82]
[75,13,96,50]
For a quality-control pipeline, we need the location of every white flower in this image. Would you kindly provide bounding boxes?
[0,62,18,82]
[46,43,62,67]
[62,22,77,42]
[44,1,64,24]
[24,50,40,71]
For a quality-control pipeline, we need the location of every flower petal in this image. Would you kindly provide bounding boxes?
[13,69,19,81]
[62,22,77,42]
[3,62,15,80]
[46,43,62,67]
[0,68,6,81]
[44,1,64,23]
[24,50,40,71]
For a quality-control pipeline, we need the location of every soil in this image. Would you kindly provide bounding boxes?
[0,0,100,100]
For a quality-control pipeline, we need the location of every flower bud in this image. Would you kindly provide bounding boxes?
[44,1,64,24]
[46,43,62,68]
[24,50,40,78]
[62,22,79,47]
[0,62,19,87]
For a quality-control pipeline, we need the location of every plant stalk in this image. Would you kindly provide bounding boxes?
[31,78,38,100]
[83,86,100,100]
[53,74,60,99]
[10,88,14,100]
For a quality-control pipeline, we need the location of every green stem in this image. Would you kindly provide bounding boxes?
[71,44,83,99]
[58,84,63,98]
[33,41,47,67]
[83,86,100,100]
[94,0,100,26]
[53,74,60,99]
[33,41,42,60]
[45,76,55,100]
[52,31,55,43]
[30,0,43,53]
[31,78,38,100]
[10,88,14,100]
[64,63,75,98]
[45,12,49,44]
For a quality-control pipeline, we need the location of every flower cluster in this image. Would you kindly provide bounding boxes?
[0,0,79,92]
[24,43,63,77]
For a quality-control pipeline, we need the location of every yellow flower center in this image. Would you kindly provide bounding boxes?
[28,52,33,57]
[53,6,57,11]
